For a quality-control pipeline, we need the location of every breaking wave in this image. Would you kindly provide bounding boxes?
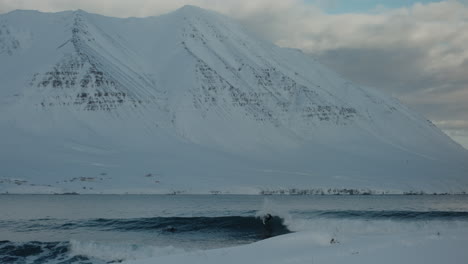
[80,215,289,236]
[0,215,290,264]
[0,241,73,264]
[5,215,290,239]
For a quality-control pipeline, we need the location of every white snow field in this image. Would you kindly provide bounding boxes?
[0,6,467,194]
[124,228,468,264]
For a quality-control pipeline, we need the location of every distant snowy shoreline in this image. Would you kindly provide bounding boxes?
[1,177,467,196]
[1,190,467,195]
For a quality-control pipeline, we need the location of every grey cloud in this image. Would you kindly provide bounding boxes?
[316,46,468,119]
[435,120,468,131]
[435,120,468,148]
[316,48,430,95]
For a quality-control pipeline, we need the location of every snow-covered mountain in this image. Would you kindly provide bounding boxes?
[0,6,467,194]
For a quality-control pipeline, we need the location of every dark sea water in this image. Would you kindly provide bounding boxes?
[1,194,468,264]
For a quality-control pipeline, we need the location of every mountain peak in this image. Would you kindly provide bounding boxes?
[179,5,204,11]
[172,5,220,19]
[73,9,89,15]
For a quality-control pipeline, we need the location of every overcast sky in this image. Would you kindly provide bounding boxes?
[1,0,467,149]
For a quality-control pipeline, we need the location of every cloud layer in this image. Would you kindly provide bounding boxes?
[1,0,467,148]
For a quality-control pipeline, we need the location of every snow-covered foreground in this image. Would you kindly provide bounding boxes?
[125,227,468,264]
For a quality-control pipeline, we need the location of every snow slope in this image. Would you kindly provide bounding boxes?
[0,6,467,194]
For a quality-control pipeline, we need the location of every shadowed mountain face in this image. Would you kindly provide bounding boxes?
[0,6,467,194]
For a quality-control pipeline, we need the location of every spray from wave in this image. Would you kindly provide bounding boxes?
[69,240,186,262]
[0,240,186,264]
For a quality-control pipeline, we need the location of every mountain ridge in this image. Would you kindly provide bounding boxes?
[0,7,467,194]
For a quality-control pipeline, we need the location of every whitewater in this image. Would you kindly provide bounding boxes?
[1,194,468,264]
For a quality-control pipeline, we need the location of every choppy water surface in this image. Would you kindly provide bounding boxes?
[1,194,467,263]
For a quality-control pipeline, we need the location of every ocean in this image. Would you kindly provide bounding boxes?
[1,194,468,264]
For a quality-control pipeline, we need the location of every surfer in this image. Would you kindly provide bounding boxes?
[262,213,274,238]
[263,213,273,225]
[165,226,176,232]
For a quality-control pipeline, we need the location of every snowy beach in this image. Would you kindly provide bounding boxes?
[125,227,468,264]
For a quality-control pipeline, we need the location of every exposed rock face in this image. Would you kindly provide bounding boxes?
[32,54,141,111]
[29,13,152,111]
[0,24,21,55]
